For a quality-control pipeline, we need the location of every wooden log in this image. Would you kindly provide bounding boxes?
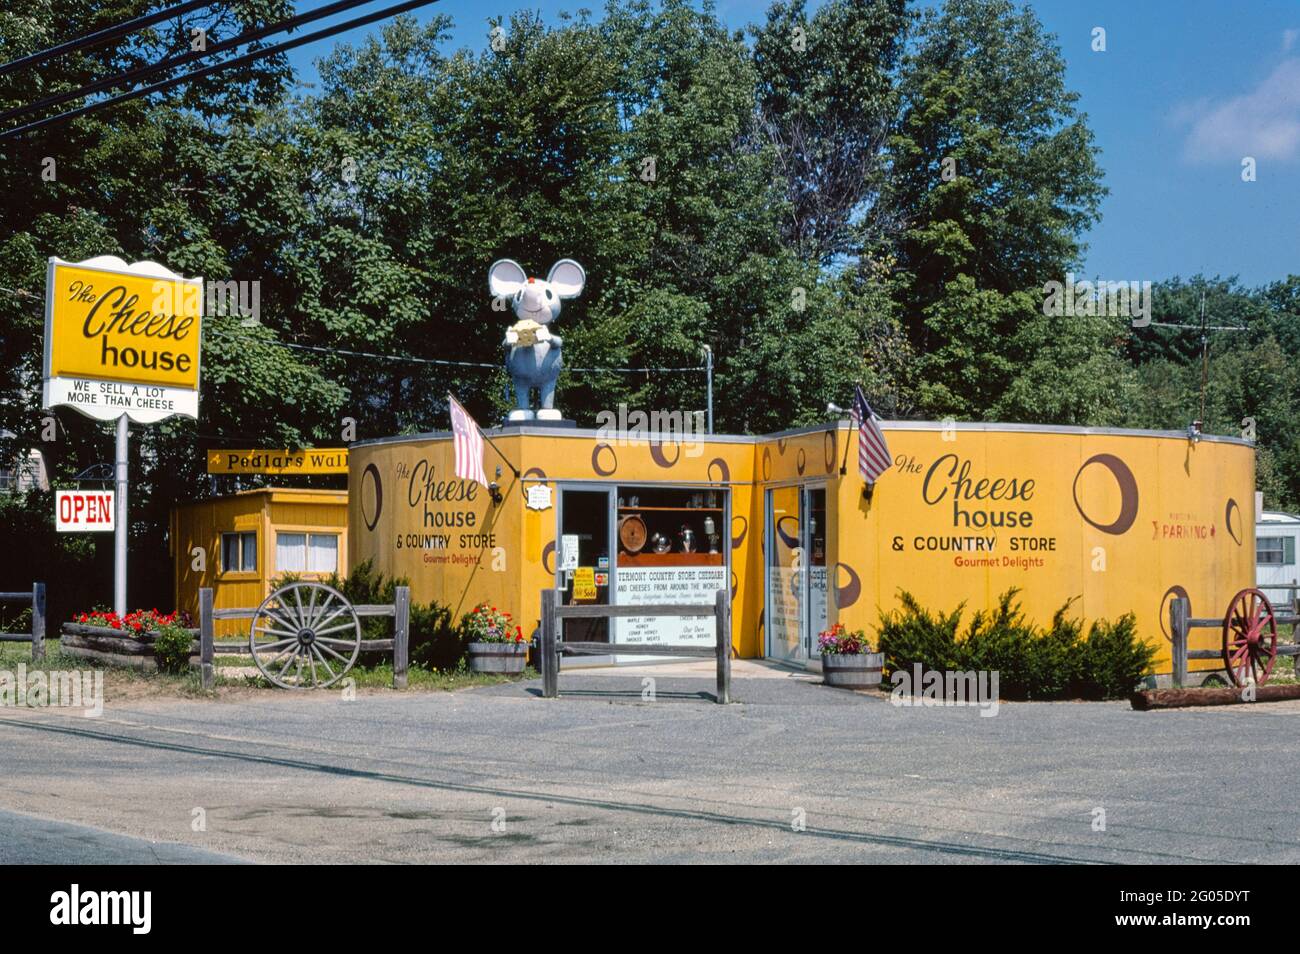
[60,643,158,671]
[61,630,156,655]
[31,582,45,661]
[392,586,409,689]
[199,588,214,690]
[1130,683,1300,710]
[60,631,198,669]
[60,622,199,641]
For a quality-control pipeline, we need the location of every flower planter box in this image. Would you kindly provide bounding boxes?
[59,623,199,672]
[821,651,884,691]
[467,641,528,674]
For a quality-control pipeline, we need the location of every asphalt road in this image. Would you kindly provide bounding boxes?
[1,665,1297,864]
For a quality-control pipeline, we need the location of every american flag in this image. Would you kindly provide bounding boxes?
[448,394,489,488]
[852,384,891,482]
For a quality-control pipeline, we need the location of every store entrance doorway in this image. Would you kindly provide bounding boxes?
[765,483,828,664]
[555,487,614,648]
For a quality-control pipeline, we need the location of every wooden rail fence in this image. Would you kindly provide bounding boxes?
[0,583,46,660]
[1169,594,1300,688]
[196,586,410,690]
[538,587,731,704]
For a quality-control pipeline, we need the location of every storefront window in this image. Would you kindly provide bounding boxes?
[276,532,340,574]
[614,486,728,648]
[221,531,257,573]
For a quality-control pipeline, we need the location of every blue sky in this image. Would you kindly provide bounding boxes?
[284,0,1300,288]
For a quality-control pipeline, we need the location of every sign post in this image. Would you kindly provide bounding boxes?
[42,255,203,615]
[114,415,128,613]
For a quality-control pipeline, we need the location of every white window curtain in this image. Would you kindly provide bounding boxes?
[277,532,307,572]
[222,533,239,572]
[241,532,257,572]
[308,534,338,573]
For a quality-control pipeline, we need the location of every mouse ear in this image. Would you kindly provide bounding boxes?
[547,259,586,298]
[489,259,527,297]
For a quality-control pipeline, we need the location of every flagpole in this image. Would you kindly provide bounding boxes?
[839,416,851,476]
[477,426,521,481]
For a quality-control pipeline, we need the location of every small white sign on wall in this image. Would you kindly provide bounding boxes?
[560,534,580,571]
[526,484,553,510]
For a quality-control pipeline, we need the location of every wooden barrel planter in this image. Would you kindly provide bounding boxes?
[468,641,528,674]
[821,652,884,690]
[60,623,199,672]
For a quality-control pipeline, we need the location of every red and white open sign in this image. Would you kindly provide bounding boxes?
[55,490,115,532]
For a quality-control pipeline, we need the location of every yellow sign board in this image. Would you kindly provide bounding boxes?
[573,567,597,601]
[206,449,350,475]
[43,256,203,422]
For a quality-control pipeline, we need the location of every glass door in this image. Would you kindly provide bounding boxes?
[556,487,614,647]
[804,485,829,658]
[765,486,804,662]
[765,483,829,663]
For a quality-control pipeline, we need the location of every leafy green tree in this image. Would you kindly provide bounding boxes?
[886,0,1107,420]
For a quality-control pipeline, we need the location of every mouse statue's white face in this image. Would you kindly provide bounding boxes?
[488,258,586,325]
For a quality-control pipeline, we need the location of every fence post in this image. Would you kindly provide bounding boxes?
[393,586,410,689]
[1170,596,1189,689]
[30,581,45,662]
[540,588,558,698]
[199,588,214,690]
[714,587,731,704]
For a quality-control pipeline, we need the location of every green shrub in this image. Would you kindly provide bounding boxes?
[877,592,965,677]
[318,560,465,671]
[878,588,1156,701]
[1073,613,1156,700]
[153,621,195,674]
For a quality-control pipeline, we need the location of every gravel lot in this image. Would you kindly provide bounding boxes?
[1,661,1297,864]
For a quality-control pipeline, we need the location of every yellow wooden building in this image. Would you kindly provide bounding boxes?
[347,421,1255,675]
[170,488,348,637]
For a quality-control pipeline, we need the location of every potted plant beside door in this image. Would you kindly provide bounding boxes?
[464,603,528,674]
[818,623,883,690]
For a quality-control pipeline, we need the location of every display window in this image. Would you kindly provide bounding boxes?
[555,484,730,655]
[613,485,729,650]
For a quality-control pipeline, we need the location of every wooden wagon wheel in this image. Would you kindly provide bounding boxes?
[248,582,361,689]
[1221,588,1278,687]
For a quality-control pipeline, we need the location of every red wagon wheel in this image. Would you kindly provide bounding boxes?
[1221,588,1278,687]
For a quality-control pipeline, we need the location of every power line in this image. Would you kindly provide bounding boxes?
[0,285,707,374]
[0,0,216,76]
[0,0,444,141]
[204,324,707,374]
[1,0,382,125]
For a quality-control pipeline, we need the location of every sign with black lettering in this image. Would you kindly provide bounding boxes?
[43,255,203,422]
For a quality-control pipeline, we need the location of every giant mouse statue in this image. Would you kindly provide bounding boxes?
[489,258,585,421]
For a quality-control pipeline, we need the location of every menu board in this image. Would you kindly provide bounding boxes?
[614,566,728,646]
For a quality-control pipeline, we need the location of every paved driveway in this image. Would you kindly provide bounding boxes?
[1,662,1296,863]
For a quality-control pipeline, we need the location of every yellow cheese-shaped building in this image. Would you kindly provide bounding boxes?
[347,421,1254,674]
